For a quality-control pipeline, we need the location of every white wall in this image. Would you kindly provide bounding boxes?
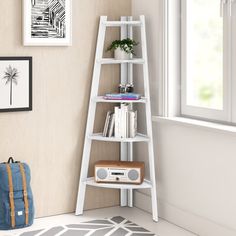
[132,1,236,236]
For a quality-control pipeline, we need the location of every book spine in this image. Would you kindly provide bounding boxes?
[124,104,129,138]
[104,93,141,100]
[118,108,121,138]
[120,104,124,138]
[126,109,129,138]
[128,111,132,138]
[134,110,137,137]
[114,107,119,138]
[118,108,122,138]
[108,114,115,137]
[129,111,134,138]
[129,110,137,138]
[106,112,113,137]
[122,104,129,138]
[103,111,111,137]
[104,96,140,100]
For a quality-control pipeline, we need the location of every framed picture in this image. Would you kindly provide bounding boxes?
[0,57,32,112]
[23,0,72,46]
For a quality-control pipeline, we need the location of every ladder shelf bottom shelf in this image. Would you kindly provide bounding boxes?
[84,177,152,190]
[88,133,149,142]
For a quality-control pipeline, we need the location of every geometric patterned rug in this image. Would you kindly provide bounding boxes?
[19,216,156,236]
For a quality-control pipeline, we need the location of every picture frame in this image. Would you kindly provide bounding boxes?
[0,57,32,112]
[23,0,72,46]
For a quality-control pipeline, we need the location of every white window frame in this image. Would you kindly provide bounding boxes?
[161,0,235,124]
[181,0,231,123]
[159,0,181,118]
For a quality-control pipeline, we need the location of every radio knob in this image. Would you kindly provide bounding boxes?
[128,169,139,181]
[97,168,108,180]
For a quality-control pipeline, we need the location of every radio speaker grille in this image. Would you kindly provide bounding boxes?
[97,168,108,180]
[128,169,139,181]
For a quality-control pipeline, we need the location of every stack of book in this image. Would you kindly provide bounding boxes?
[102,104,137,138]
[103,93,141,100]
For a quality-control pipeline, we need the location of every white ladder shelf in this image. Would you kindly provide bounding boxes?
[75,15,158,222]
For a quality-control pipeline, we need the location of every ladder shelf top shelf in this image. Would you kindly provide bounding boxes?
[103,21,142,27]
[93,96,147,104]
[88,133,149,142]
[98,58,145,64]
[84,177,152,190]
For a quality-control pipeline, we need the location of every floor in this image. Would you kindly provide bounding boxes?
[5,207,197,236]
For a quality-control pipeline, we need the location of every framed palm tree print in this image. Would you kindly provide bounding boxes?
[23,0,72,46]
[0,57,32,112]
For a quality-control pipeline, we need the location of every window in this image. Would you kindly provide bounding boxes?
[180,0,234,122]
[184,0,223,110]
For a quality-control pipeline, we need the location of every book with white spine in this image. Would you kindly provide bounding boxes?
[120,104,129,138]
[114,106,119,138]
[129,110,137,138]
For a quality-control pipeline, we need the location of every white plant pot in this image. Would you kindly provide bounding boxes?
[114,48,130,60]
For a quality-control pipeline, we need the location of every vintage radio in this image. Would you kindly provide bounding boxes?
[95,161,144,184]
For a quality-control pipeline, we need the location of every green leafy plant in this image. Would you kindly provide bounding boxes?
[107,38,139,55]
[2,65,19,105]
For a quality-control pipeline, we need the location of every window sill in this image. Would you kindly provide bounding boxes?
[152,116,236,135]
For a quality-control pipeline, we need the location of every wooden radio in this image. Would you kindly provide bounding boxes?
[94,160,145,184]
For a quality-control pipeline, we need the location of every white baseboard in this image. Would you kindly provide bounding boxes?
[134,191,236,236]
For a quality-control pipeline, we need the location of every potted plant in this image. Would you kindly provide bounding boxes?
[107,38,139,60]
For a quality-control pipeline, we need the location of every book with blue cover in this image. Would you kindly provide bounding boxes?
[104,93,141,100]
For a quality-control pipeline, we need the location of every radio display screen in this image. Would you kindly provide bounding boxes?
[111,172,124,175]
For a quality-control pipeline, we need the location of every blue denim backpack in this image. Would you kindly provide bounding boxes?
[0,157,34,230]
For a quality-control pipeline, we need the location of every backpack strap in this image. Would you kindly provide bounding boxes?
[6,164,15,228]
[18,163,29,225]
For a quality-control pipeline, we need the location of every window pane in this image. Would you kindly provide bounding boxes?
[186,0,223,110]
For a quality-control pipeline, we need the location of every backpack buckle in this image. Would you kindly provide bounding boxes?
[23,191,27,196]
[9,192,14,198]
[10,212,15,217]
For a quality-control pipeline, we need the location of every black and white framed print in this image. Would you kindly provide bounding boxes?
[0,57,32,112]
[23,0,72,46]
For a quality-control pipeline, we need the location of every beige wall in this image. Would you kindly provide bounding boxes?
[0,0,131,217]
[132,1,236,236]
